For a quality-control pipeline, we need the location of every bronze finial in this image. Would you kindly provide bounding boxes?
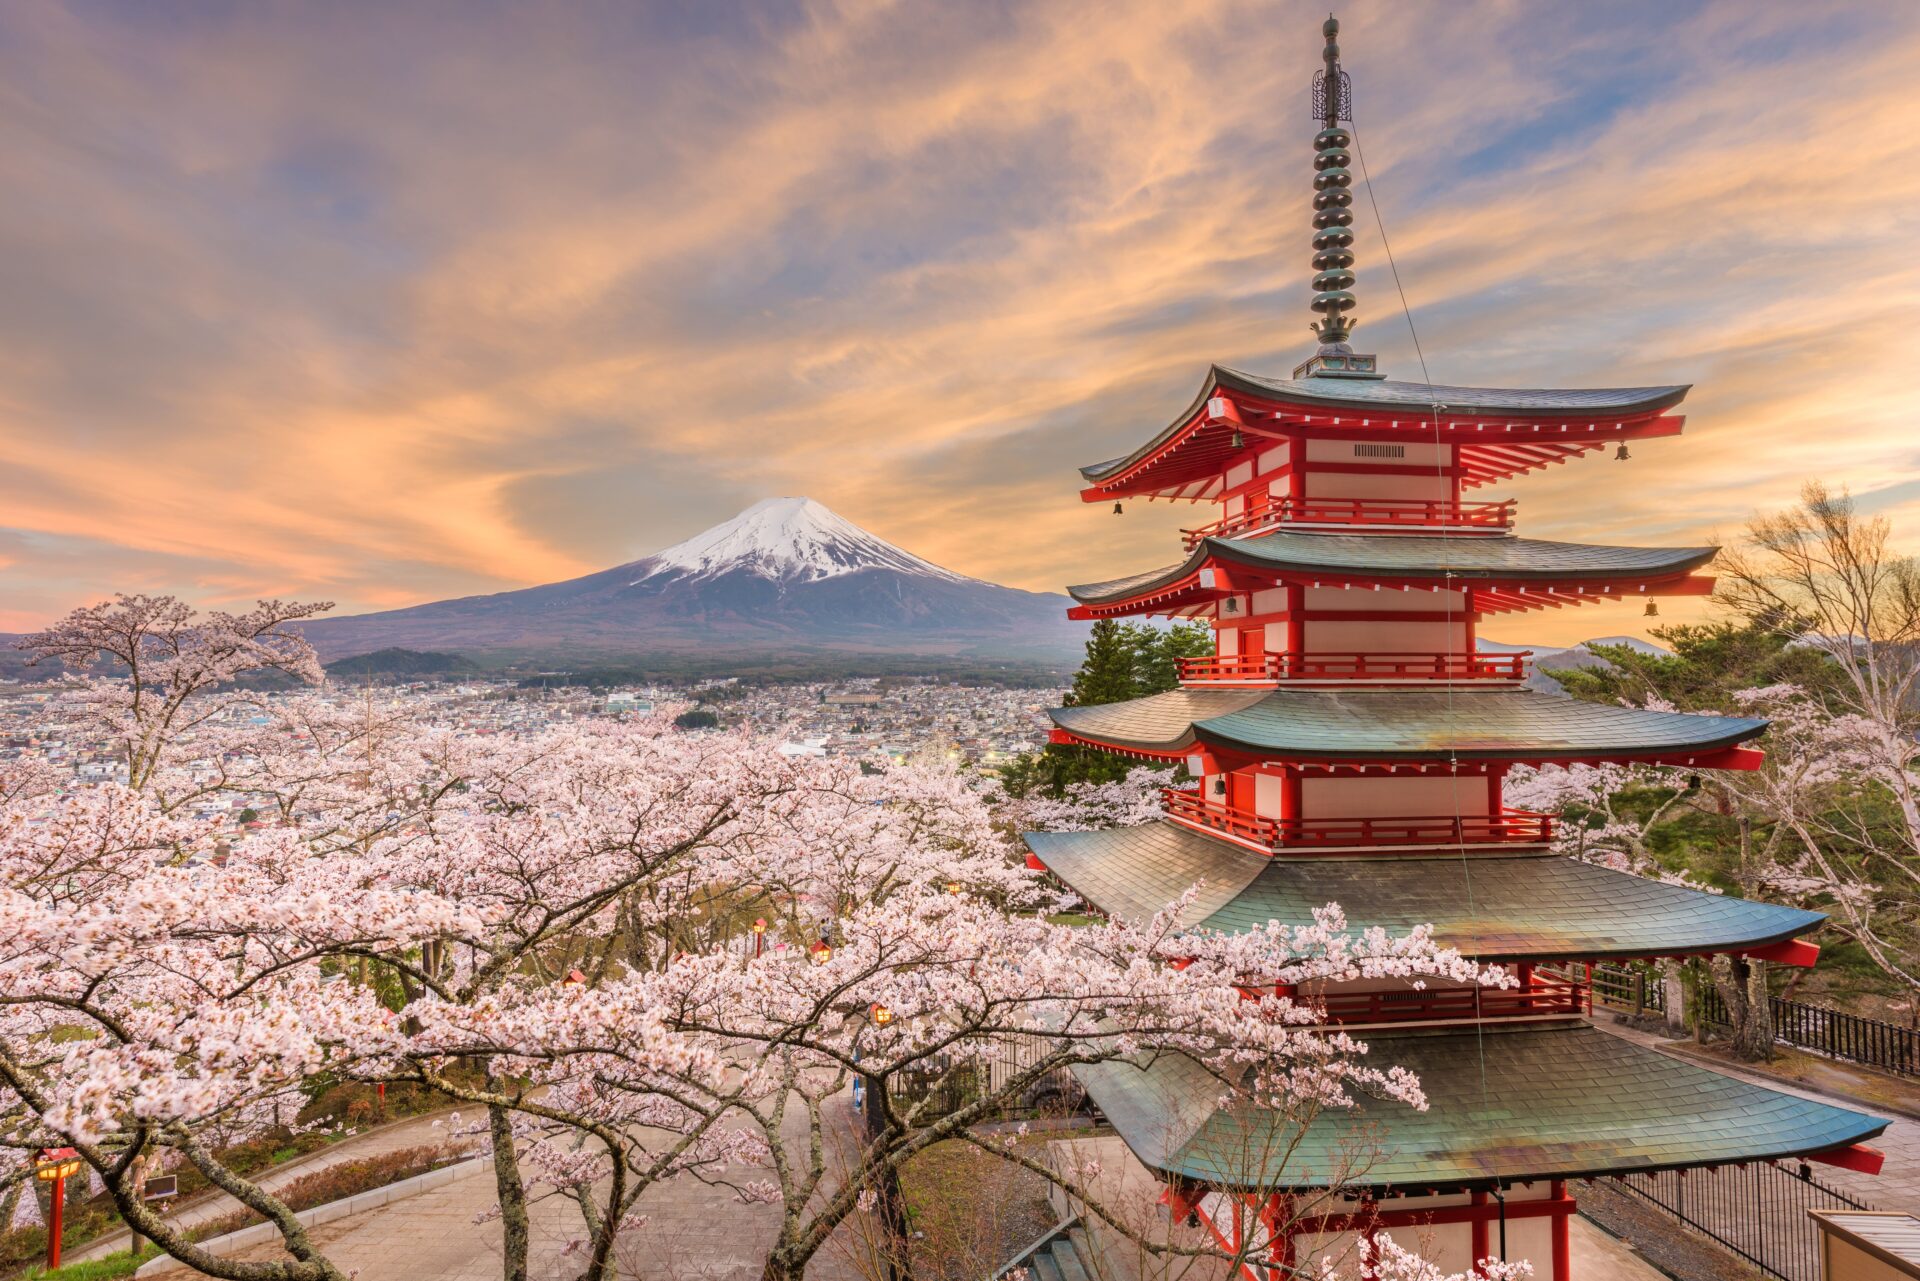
[1309,14,1356,347]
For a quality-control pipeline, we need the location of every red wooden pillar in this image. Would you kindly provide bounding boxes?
[1270,1195,1296,1278]
[1470,1190,1490,1274]
[1550,1180,1571,1281]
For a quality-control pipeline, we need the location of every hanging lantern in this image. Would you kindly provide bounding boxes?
[1113,502,1124,515]
[870,1003,893,1026]
[1615,443,1631,461]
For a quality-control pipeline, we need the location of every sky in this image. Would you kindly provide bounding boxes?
[2,0,1918,648]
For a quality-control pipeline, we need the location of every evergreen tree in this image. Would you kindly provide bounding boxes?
[1555,620,1840,712]
[1004,619,1210,797]
[1064,620,1139,706]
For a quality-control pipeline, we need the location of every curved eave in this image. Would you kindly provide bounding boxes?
[1023,822,1825,961]
[1079,365,1691,499]
[1066,535,1719,610]
[1076,1023,1887,1193]
[1047,688,1769,764]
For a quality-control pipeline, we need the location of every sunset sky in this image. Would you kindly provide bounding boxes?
[3,0,1918,647]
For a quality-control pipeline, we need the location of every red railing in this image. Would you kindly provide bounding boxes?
[1307,974,1590,1025]
[1162,788,1555,850]
[1176,651,1529,684]
[1182,495,1516,547]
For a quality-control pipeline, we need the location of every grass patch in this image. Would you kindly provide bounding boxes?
[899,1138,1056,1281]
[19,1245,161,1281]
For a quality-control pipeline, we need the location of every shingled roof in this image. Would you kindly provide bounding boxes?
[1075,1021,1887,1191]
[1080,365,1690,484]
[1022,822,1823,960]
[1048,687,1767,761]
[1067,532,1718,605]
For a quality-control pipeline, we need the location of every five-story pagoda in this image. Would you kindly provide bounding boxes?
[1021,17,1888,1279]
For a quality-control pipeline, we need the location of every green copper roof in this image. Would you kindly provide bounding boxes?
[1079,365,1690,483]
[1076,1022,1887,1191]
[1067,532,1717,605]
[1021,822,1824,960]
[1049,687,1767,761]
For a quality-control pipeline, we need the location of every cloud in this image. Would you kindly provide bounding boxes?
[1,0,1917,646]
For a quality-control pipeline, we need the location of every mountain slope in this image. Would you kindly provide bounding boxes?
[300,498,1087,664]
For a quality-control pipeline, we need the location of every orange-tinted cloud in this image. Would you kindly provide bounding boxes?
[2,0,1917,648]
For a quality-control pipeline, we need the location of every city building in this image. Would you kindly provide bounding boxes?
[1020,18,1888,1279]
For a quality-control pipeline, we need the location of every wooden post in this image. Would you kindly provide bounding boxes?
[1470,1190,1490,1274]
[1549,1180,1571,1281]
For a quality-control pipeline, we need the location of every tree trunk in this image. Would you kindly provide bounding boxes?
[488,1102,531,1281]
[1740,958,1775,1061]
[1706,957,1776,1062]
[760,1254,804,1281]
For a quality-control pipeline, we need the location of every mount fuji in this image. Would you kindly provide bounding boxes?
[299,498,1088,665]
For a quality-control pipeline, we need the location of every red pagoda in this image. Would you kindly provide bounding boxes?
[1020,17,1888,1279]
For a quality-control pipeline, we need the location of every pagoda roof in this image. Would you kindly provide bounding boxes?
[1075,1021,1886,1192]
[1021,822,1823,960]
[1068,532,1717,607]
[1079,365,1690,497]
[1048,687,1766,764]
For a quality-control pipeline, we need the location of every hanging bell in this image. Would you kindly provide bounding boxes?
[1644,600,1659,617]
[1231,429,1245,450]
[1113,501,1124,515]
[1615,443,1631,461]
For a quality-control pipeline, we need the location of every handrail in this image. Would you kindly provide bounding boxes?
[1176,651,1529,684]
[1161,788,1556,849]
[1307,976,1590,1024]
[1182,495,1516,547]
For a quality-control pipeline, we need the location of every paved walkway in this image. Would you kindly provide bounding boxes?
[143,1098,869,1281]
[70,1108,466,1264]
[1591,1016,1920,1209]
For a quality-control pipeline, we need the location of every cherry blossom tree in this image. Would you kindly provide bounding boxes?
[1000,763,1176,833]
[14,594,331,802]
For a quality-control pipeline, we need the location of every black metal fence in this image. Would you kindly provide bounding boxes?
[879,1036,1087,1123]
[1698,985,1920,1079]
[1586,961,1666,1015]
[1613,1159,1876,1281]
[1586,961,1920,1078]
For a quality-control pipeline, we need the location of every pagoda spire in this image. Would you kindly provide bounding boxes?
[1295,15,1381,379]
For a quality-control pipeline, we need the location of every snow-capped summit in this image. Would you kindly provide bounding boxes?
[297,496,1087,663]
[635,497,971,585]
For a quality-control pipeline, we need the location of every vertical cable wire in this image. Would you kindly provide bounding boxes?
[1348,120,1497,1149]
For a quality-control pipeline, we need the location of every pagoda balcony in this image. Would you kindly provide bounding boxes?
[1302,973,1591,1026]
[1161,787,1555,850]
[1181,495,1516,548]
[1176,650,1528,686]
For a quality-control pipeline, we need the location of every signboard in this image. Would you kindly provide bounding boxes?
[142,1175,177,1201]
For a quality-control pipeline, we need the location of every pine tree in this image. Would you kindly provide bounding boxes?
[1064,620,1139,706]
